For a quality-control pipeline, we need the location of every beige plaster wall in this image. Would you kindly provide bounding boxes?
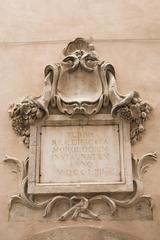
[0,1,160,240]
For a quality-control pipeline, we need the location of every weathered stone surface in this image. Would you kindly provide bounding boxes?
[1,0,160,42]
[27,226,141,240]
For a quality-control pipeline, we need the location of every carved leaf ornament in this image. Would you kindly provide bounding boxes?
[5,38,156,220]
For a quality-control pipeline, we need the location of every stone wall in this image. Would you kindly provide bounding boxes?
[0,1,160,240]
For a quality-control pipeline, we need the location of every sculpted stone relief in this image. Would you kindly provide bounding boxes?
[4,152,156,220]
[4,38,157,221]
[9,38,151,146]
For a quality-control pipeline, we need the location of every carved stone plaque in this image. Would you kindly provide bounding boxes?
[41,125,120,183]
[28,114,133,193]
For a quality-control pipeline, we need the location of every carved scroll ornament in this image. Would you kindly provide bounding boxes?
[9,38,151,146]
[4,152,157,220]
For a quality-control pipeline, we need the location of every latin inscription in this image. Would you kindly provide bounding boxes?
[40,125,121,183]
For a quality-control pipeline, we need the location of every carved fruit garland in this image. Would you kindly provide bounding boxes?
[8,95,151,147]
[8,97,45,147]
[115,96,151,144]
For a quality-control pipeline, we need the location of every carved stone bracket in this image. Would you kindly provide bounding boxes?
[3,152,157,221]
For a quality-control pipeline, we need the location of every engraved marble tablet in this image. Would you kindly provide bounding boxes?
[28,114,133,194]
[40,125,120,183]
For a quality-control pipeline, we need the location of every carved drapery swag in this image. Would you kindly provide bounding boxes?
[9,38,151,146]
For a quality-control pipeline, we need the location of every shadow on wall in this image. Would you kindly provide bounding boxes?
[27,225,141,240]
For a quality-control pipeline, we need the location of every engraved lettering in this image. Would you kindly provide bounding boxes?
[41,125,120,183]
